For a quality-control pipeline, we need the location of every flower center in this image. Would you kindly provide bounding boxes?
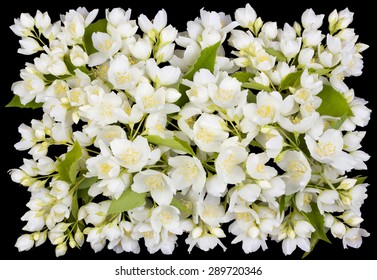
[257,105,273,118]
[120,148,140,166]
[145,175,164,191]
[196,129,215,143]
[220,155,236,173]
[316,141,336,157]
[142,95,158,109]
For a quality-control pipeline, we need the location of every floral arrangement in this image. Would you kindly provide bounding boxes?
[8,4,371,257]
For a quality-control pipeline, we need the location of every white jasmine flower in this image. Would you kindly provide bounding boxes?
[15,234,34,252]
[106,8,138,38]
[114,99,144,125]
[210,76,247,108]
[231,184,261,207]
[184,68,216,106]
[301,9,324,30]
[138,9,167,41]
[302,29,324,47]
[349,97,371,127]
[61,8,99,45]
[132,170,175,205]
[146,59,181,86]
[330,66,348,93]
[229,211,268,254]
[85,227,106,252]
[18,37,43,55]
[55,242,68,257]
[86,144,120,179]
[88,31,122,66]
[277,151,311,195]
[50,180,69,200]
[300,69,323,95]
[197,195,227,227]
[205,174,228,197]
[21,209,45,232]
[255,129,284,158]
[342,228,369,249]
[305,129,355,171]
[349,183,368,214]
[317,190,340,214]
[155,43,175,63]
[246,152,277,180]
[110,136,150,173]
[266,62,296,86]
[278,112,320,134]
[235,3,257,28]
[128,36,152,61]
[34,11,51,32]
[193,113,229,153]
[134,82,179,114]
[331,221,346,238]
[343,131,365,152]
[145,113,172,138]
[337,8,354,30]
[215,146,248,184]
[261,21,278,40]
[151,205,181,234]
[69,45,89,66]
[80,91,123,126]
[89,173,130,200]
[295,188,319,212]
[252,49,276,71]
[281,215,315,255]
[243,91,283,126]
[168,156,206,193]
[340,210,363,227]
[94,125,126,147]
[280,37,302,60]
[12,68,45,105]
[177,105,202,140]
[78,201,111,226]
[10,13,34,37]
[186,226,227,253]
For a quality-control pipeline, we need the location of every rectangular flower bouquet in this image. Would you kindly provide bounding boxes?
[7,3,371,258]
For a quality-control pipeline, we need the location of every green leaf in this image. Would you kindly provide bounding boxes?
[147,135,195,156]
[279,194,294,214]
[317,85,353,117]
[63,55,76,74]
[5,95,43,109]
[71,191,79,220]
[107,187,146,215]
[331,114,348,129]
[302,203,331,243]
[171,197,192,217]
[83,19,107,55]
[265,47,286,62]
[302,233,320,258]
[176,42,221,106]
[297,134,310,157]
[247,90,257,103]
[242,80,271,92]
[231,72,255,83]
[309,68,332,76]
[279,70,303,91]
[77,188,91,204]
[355,176,367,185]
[57,141,82,183]
[78,177,98,189]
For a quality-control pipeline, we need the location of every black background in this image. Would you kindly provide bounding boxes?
[0,0,375,260]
